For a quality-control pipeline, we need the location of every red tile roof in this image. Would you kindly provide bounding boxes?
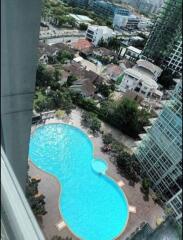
[71,39,92,51]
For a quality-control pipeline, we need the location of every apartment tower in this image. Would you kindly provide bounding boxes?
[1,0,42,190]
[141,0,182,74]
[135,81,182,225]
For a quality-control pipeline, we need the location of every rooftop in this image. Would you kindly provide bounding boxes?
[136,59,162,75]
[69,14,94,23]
[124,68,158,88]
[127,46,142,55]
[70,79,96,97]
[71,39,92,51]
[93,47,117,57]
[88,25,114,34]
[38,42,75,58]
[102,64,124,79]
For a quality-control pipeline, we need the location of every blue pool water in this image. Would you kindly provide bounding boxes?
[92,159,108,175]
[29,124,129,240]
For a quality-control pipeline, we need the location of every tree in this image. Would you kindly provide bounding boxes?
[34,90,53,112]
[36,64,57,89]
[132,39,146,50]
[142,177,150,191]
[90,116,101,133]
[102,133,113,145]
[51,236,72,240]
[26,175,47,217]
[67,74,77,87]
[107,37,121,53]
[116,150,139,183]
[79,23,88,31]
[57,50,74,64]
[98,37,108,48]
[81,111,101,133]
[141,177,151,201]
[98,37,121,54]
[157,69,175,89]
[96,83,112,98]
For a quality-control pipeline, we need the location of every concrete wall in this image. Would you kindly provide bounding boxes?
[1,0,42,191]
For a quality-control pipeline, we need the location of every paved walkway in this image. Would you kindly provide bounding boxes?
[29,108,164,240]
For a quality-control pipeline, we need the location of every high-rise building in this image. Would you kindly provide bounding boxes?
[141,0,182,73]
[68,0,89,8]
[166,37,182,74]
[128,217,182,239]
[91,0,130,18]
[1,1,45,239]
[1,0,41,191]
[135,81,182,225]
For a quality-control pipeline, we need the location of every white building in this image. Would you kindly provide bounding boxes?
[68,14,94,26]
[113,14,152,30]
[117,59,163,98]
[137,18,153,30]
[86,25,115,46]
[125,46,142,61]
[113,14,140,29]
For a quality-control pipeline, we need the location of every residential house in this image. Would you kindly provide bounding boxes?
[92,47,118,64]
[71,39,93,51]
[102,64,124,81]
[117,59,163,98]
[38,42,76,64]
[63,61,104,97]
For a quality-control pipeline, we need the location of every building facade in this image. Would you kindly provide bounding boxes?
[91,0,129,18]
[166,37,182,74]
[68,0,89,8]
[135,82,182,225]
[113,14,140,29]
[86,25,114,46]
[138,0,154,14]
[1,0,42,191]
[141,0,182,73]
[1,1,45,239]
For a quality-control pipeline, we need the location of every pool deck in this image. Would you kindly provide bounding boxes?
[29,108,164,240]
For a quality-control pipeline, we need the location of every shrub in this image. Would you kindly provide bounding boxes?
[26,175,47,217]
[81,111,101,133]
[51,237,72,240]
[55,110,65,119]
[102,133,113,145]
[79,23,88,31]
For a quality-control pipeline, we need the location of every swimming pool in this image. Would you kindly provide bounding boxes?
[29,124,129,240]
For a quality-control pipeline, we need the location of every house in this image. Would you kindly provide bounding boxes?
[86,25,115,46]
[37,43,76,64]
[73,56,104,75]
[63,61,105,97]
[135,59,163,81]
[71,39,93,51]
[38,43,50,64]
[117,59,163,99]
[125,46,142,61]
[70,79,96,97]
[102,64,124,81]
[92,47,118,63]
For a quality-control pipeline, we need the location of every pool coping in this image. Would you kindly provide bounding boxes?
[30,122,129,240]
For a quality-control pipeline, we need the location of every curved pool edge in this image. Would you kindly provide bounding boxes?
[30,122,129,240]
